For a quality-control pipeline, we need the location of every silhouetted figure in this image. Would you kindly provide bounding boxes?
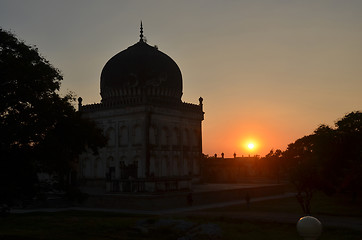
[221,152,224,159]
[296,192,311,215]
[245,192,250,209]
[233,152,236,158]
[187,192,193,206]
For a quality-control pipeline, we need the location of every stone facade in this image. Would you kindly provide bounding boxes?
[79,100,203,193]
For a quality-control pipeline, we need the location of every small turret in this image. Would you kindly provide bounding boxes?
[199,97,203,111]
[78,97,83,111]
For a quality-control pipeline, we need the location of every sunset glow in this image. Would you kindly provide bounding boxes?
[238,138,260,155]
[3,1,362,158]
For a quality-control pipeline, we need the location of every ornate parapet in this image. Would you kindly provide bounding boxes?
[79,98,203,114]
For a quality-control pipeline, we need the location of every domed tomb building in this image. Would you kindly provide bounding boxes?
[78,26,204,193]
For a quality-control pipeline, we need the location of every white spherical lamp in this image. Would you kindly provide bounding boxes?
[297,216,322,240]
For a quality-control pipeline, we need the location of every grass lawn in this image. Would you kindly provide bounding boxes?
[215,219,361,240]
[0,193,361,240]
[187,191,362,239]
[205,191,362,217]
[0,211,143,240]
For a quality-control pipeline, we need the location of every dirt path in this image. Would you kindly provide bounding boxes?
[11,192,362,232]
[172,208,362,232]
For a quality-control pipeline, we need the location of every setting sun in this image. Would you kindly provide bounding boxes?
[248,143,255,149]
[239,138,260,155]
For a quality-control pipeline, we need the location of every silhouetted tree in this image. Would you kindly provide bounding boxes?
[0,28,106,205]
[333,112,362,200]
[261,149,283,182]
[284,135,321,214]
[284,111,362,213]
[37,111,106,192]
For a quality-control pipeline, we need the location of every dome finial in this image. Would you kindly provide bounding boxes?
[140,21,144,42]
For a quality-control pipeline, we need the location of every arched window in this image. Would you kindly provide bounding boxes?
[149,125,157,145]
[160,127,169,146]
[191,129,198,146]
[82,158,89,178]
[106,156,114,168]
[172,127,179,145]
[163,155,170,177]
[131,156,139,178]
[106,156,115,180]
[174,155,181,176]
[149,155,156,177]
[193,156,200,175]
[187,158,193,175]
[106,127,116,146]
[119,126,128,146]
[119,157,126,179]
[182,156,188,176]
[94,158,103,178]
[133,125,142,145]
[154,157,160,177]
[183,129,189,146]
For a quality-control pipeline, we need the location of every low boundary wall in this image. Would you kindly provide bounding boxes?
[82,183,285,210]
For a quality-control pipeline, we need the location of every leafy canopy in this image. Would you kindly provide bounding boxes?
[0,28,106,203]
[0,28,66,149]
[283,111,362,213]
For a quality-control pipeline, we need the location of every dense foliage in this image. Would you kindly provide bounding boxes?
[0,28,106,205]
[282,111,362,213]
[258,112,362,214]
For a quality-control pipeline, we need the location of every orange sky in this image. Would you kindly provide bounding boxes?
[2,1,362,157]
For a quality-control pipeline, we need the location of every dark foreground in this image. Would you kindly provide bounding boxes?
[1,193,361,240]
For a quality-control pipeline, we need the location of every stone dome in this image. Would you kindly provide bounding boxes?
[100,39,183,104]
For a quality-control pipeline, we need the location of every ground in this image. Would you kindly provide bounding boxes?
[1,192,361,239]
